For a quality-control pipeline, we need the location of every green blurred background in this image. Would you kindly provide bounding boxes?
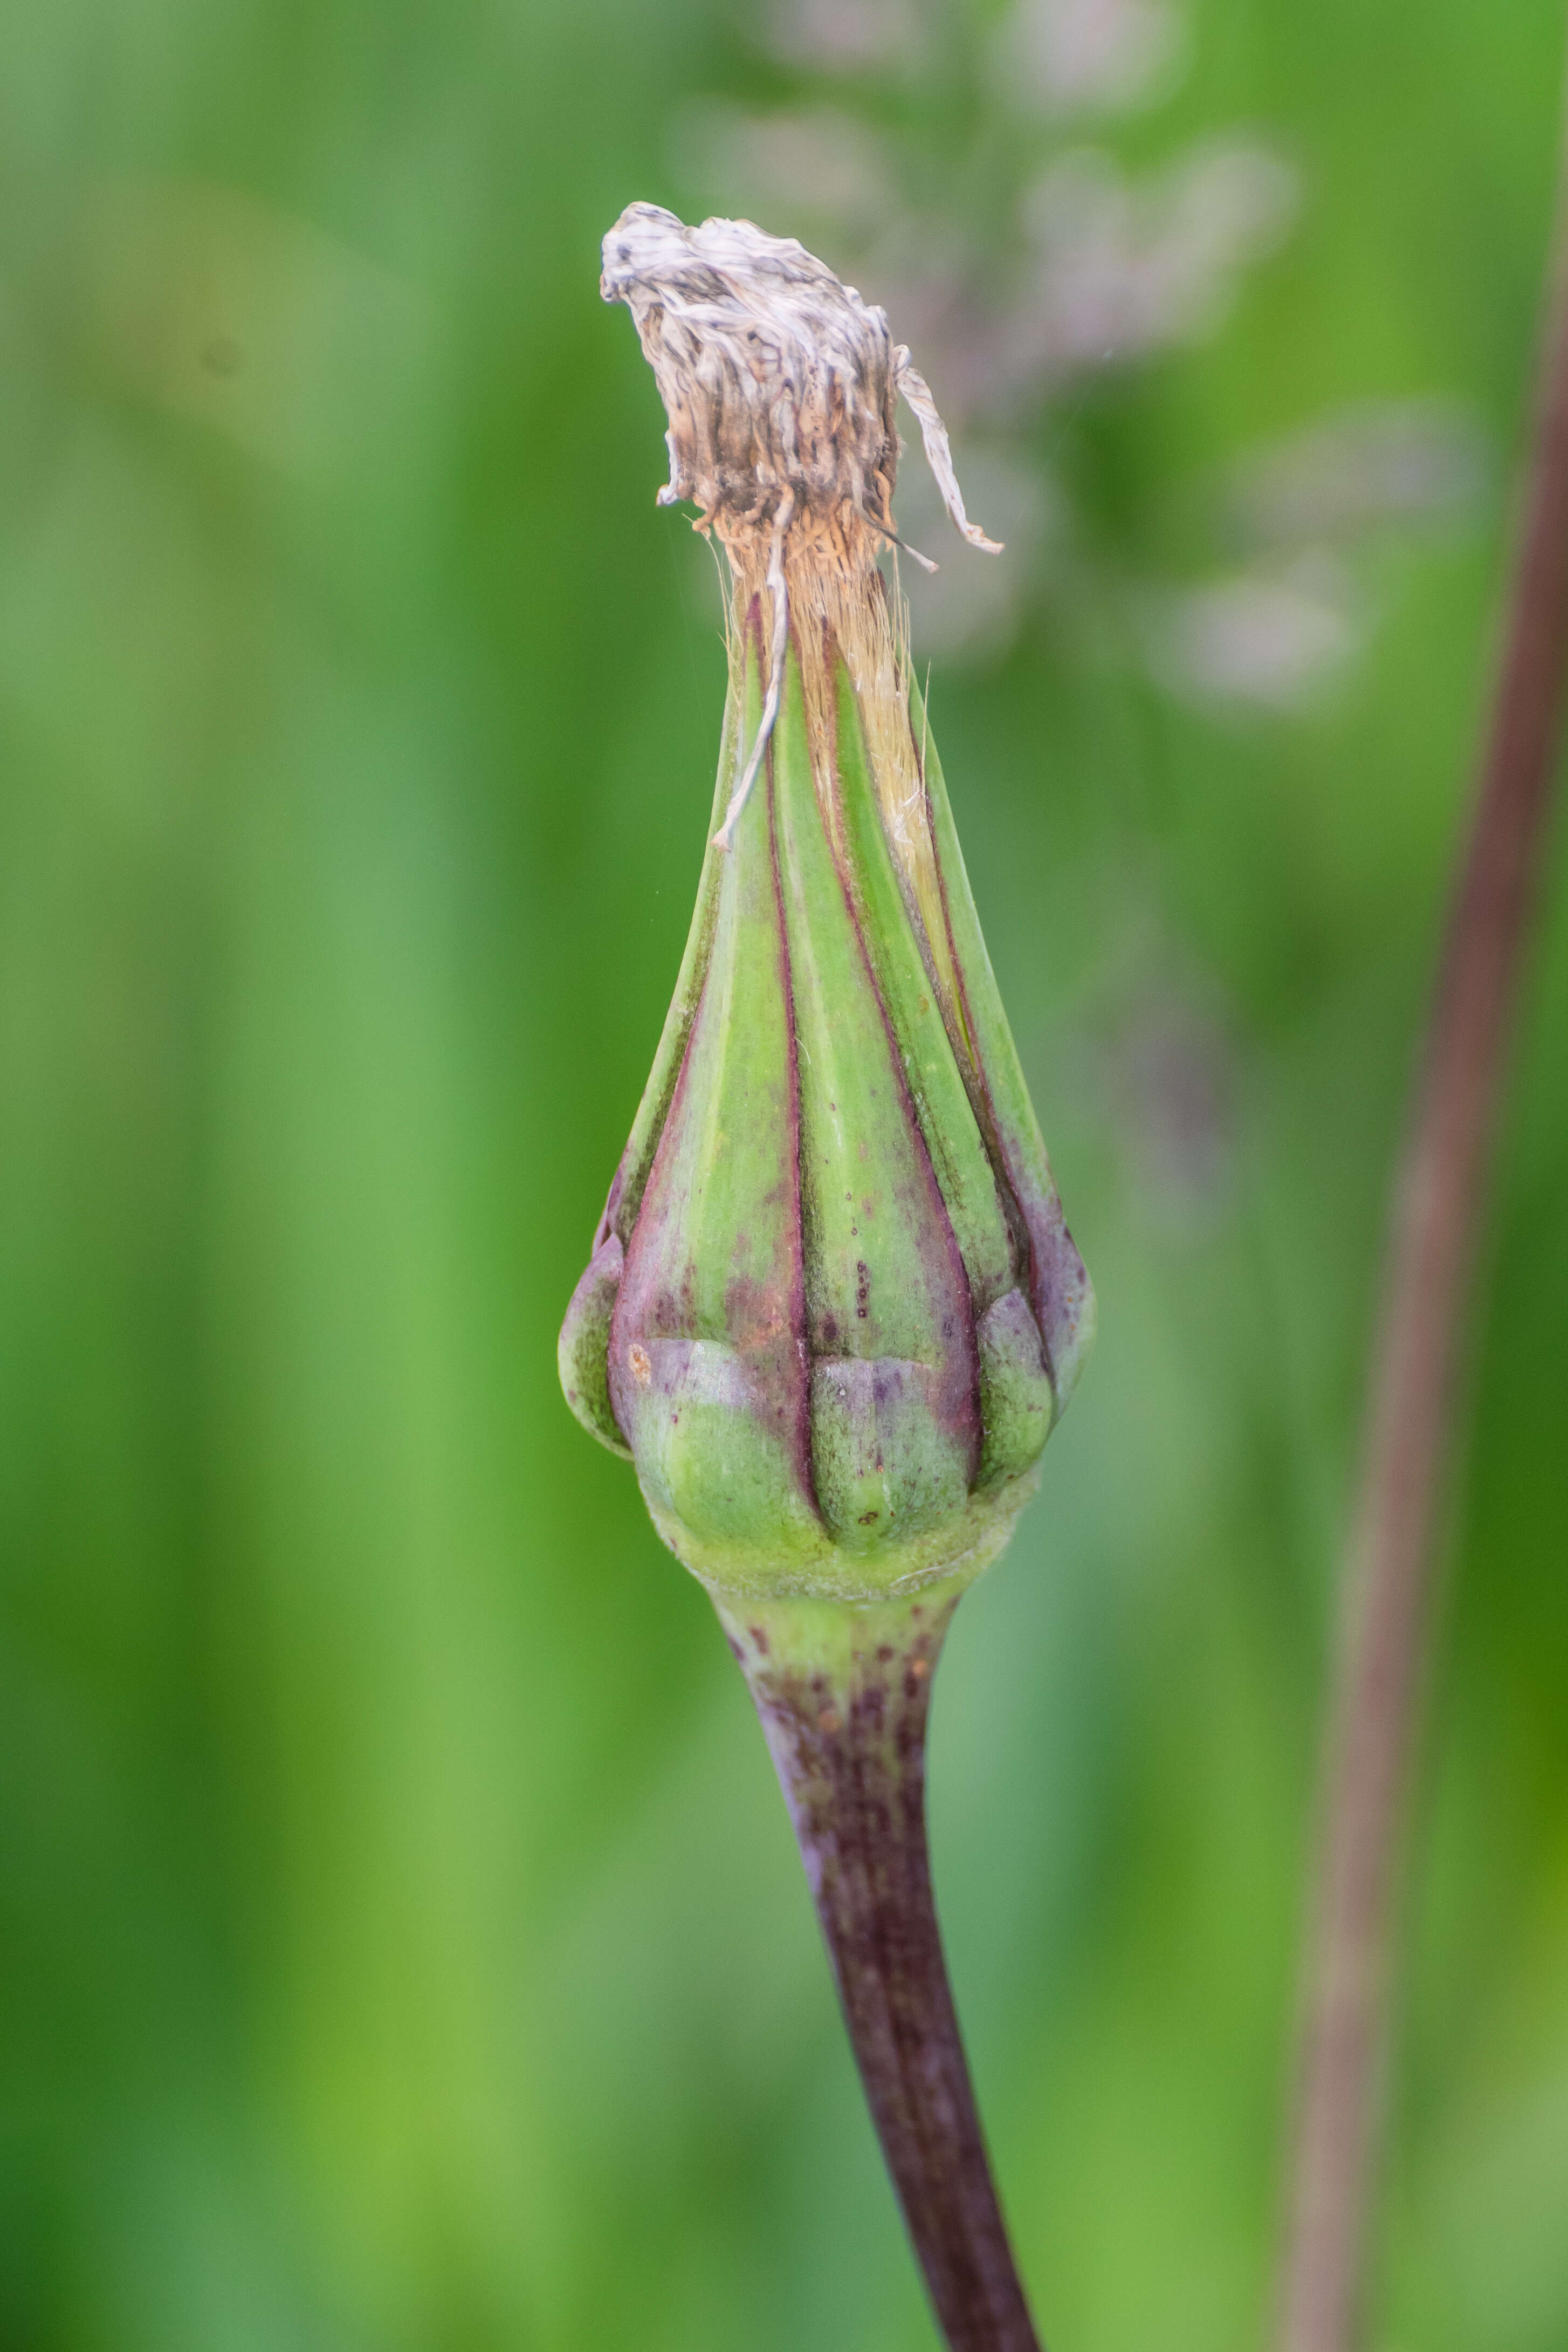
[3,0,1566,2346]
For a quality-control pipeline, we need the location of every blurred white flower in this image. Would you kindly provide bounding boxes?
[1150,556,1364,709]
[1143,402,1489,709]
[1226,399,1488,547]
[992,0,1184,118]
[765,0,923,71]
[1005,142,1299,385]
[665,102,896,243]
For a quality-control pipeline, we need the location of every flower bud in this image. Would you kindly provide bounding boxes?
[560,203,1092,1608]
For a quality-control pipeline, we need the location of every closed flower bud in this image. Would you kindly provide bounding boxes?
[562,203,1093,1608]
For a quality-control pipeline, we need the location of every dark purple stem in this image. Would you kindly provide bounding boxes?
[727,1600,1043,2352]
[1276,67,1568,2352]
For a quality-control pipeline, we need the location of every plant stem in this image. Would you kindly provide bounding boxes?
[721,1594,1043,2352]
[1276,64,1568,2352]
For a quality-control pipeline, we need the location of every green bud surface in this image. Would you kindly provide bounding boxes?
[560,429,1091,1603]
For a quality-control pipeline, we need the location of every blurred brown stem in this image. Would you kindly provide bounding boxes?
[1276,58,1568,2352]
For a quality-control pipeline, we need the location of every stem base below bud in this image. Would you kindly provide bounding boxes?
[719,1590,1044,2352]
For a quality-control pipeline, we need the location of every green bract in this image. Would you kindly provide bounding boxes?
[560,203,1092,1608]
[559,596,1092,1606]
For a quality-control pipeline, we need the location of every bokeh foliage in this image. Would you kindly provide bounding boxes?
[2,1,1566,2347]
